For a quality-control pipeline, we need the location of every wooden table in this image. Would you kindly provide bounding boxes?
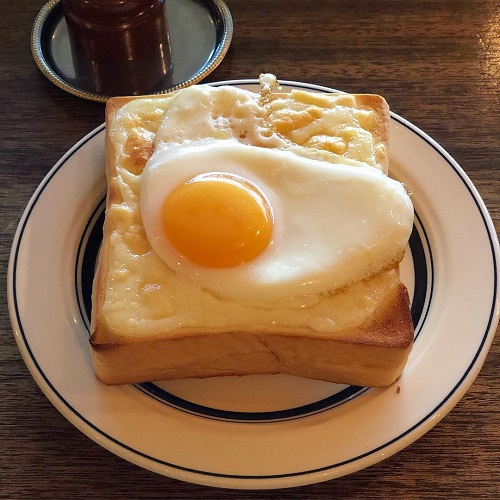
[1,0,498,497]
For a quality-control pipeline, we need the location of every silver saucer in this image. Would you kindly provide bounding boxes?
[31,0,233,102]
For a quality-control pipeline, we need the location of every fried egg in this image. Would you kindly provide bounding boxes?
[140,137,414,303]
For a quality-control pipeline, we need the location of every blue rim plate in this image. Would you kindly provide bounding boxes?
[7,80,499,489]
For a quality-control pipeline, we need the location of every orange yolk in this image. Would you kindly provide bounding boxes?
[161,173,273,268]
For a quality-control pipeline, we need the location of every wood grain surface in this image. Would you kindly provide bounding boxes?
[0,0,498,498]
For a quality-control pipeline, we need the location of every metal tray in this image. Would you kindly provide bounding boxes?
[31,0,233,102]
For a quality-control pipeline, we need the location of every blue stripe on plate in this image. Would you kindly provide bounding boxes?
[411,211,434,340]
[136,383,369,423]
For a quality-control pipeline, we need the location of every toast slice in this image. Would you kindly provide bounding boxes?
[90,78,414,386]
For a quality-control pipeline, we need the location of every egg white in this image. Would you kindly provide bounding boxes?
[140,139,413,302]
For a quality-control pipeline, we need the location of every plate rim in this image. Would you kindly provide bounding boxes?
[7,79,499,489]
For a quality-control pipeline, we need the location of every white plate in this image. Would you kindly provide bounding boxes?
[8,80,499,489]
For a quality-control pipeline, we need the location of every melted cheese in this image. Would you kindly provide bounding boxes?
[101,84,411,340]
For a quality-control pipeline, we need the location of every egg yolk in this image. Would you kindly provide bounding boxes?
[161,173,273,268]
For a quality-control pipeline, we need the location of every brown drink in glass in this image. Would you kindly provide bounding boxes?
[62,0,173,96]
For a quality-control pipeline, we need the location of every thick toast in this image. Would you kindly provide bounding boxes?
[90,79,414,386]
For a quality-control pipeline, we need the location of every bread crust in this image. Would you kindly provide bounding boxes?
[91,281,412,386]
[90,85,413,386]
